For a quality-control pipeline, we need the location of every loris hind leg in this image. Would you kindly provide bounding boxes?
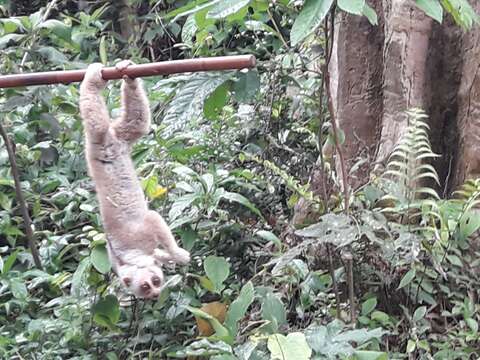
[142,210,191,265]
[113,60,151,143]
[79,63,109,143]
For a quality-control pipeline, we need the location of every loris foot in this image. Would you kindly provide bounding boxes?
[84,63,107,89]
[154,247,190,265]
[115,60,136,84]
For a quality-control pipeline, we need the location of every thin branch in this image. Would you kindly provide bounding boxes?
[0,119,43,269]
[327,244,341,318]
[267,7,289,48]
[323,8,350,214]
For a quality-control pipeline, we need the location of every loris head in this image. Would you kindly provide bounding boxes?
[118,264,164,299]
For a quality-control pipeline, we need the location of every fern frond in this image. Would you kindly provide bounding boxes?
[382,108,440,203]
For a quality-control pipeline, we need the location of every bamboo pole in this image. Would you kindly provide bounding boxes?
[0,55,256,89]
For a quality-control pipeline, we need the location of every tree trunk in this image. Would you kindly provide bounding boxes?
[309,0,476,205]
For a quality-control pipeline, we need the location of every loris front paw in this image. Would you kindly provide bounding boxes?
[171,247,190,264]
[154,247,190,265]
[84,63,107,89]
[116,60,137,85]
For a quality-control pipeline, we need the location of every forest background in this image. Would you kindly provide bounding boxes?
[1,0,480,359]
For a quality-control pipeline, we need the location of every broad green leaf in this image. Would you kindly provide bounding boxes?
[413,306,427,322]
[220,191,262,217]
[2,249,19,274]
[362,3,378,25]
[267,333,312,360]
[186,306,230,339]
[204,83,229,120]
[39,19,71,41]
[0,18,24,33]
[354,351,388,360]
[9,278,28,300]
[406,339,416,353]
[233,70,260,103]
[204,255,230,293]
[290,0,334,46]
[261,292,286,333]
[361,297,377,316]
[440,0,479,30]
[92,295,120,330]
[161,72,234,136]
[459,210,480,241]
[225,281,254,334]
[182,14,197,46]
[338,0,365,15]
[255,230,282,250]
[416,0,443,23]
[0,34,25,49]
[71,257,91,298]
[466,318,478,333]
[167,338,232,357]
[90,245,111,274]
[398,268,416,289]
[207,0,250,19]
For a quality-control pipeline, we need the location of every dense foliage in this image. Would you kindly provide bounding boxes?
[0,0,479,359]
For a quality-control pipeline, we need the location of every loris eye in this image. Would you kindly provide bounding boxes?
[152,276,161,287]
[140,282,151,292]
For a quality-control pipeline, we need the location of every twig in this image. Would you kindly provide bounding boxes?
[323,8,350,214]
[327,244,341,318]
[0,119,43,269]
[266,7,289,48]
[342,251,356,324]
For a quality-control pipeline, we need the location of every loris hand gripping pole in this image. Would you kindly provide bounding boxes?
[0,55,256,89]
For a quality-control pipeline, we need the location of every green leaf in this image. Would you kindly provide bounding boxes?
[99,35,107,64]
[362,3,378,25]
[186,306,231,339]
[398,268,416,289]
[0,33,25,49]
[182,14,197,46]
[354,351,388,360]
[406,339,416,353]
[261,292,286,333]
[9,278,28,300]
[255,230,282,250]
[338,0,365,15]
[160,72,234,136]
[416,0,443,23]
[459,210,480,241]
[267,333,312,360]
[466,318,478,333]
[92,295,120,330]
[290,0,334,46]
[233,70,260,103]
[90,245,111,274]
[413,306,427,322]
[361,297,377,316]
[207,0,250,18]
[220,191,262,217]
[204,83,229,120]
[225,281,254,334]
[204,255,230,293]
[0,18,24,33]
[2,249,19,274]
[71,257,91,298]
[39,19,71,41]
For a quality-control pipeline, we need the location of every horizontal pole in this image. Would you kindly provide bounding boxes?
[0,55,256,89]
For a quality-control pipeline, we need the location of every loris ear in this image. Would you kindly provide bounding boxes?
[122,277,132,287]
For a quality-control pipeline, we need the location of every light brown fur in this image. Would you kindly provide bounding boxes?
[79,61,190,298]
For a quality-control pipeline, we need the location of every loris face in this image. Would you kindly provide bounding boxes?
[120,265,164,299]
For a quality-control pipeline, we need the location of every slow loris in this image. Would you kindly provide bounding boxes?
[79,61,190,298]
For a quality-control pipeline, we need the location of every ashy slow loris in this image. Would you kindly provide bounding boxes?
[79,60,190,298]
